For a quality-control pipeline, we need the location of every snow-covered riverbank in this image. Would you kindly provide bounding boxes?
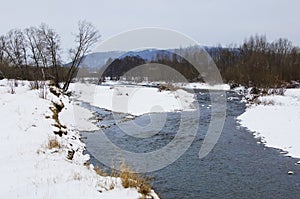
[98,80,230,91]
[71,83,196,116]
[238,88,300,159]
[0,79,159,199]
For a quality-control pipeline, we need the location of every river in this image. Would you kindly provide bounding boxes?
[81,89,300,199]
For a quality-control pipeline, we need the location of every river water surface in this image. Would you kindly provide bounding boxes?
[81,90,300,199]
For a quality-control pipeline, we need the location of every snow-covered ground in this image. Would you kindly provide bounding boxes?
[0,79,159,199]
[71,83,196,116]
[173,82,230,90]
[238,88,300,158]
[99,80,230,91]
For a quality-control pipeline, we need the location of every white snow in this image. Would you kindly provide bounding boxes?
[174,82,230,90]
[97,80,230,91]
[71,83,196,116]
[238,88,300,158]
[0,79,159,199]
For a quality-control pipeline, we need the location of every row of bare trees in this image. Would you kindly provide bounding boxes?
[99,36,300,87]
[206,35,300,87]
[0,21,100,91]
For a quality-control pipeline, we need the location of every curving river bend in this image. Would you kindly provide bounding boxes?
[81,90,300,199]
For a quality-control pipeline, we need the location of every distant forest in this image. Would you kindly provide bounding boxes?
[99,35,300,88]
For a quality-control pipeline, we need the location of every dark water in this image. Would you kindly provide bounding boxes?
[81,90,300,199]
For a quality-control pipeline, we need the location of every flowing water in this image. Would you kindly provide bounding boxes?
[81,90,300,199]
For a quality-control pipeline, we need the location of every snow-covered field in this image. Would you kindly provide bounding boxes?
[71,83,196,116]
[0,79,159,199]
[238,88,300,158]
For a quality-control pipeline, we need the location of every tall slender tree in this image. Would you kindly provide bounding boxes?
[63,20,100,91]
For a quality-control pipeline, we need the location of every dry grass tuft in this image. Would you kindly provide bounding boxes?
[119,163,152,197]
[48,138,61,149]
[91,162,153,197]
[109,182,115,190]
[158,83,178,92]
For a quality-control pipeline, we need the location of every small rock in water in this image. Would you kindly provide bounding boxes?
[297,161,300,165]
[288,171,294,175]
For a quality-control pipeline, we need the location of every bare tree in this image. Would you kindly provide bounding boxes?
[38,24,61,87]
[24,27,42,67]
[0,35,5,64]
[62,20,100,91]
[2,29,27,67]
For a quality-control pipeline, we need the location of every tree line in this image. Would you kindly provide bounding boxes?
[0,21,100,91]
[100,35,300,88]
[100,51,202,82]
[208,35,300,87]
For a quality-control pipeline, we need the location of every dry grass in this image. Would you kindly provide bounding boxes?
[119,163,152,197]
[158,83,178,92]
[94,166,108,177]
[48,138,61,149]
[109,182,115,190]
[91,162,153,198]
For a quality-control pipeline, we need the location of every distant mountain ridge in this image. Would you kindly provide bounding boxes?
[119,49,174,61]
[79,51,124,70]
[78,46,232,71]
[79,49,175,71]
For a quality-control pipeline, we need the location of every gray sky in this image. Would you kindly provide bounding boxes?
[1,0,300,53]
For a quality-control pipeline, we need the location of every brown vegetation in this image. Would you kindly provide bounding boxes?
[209,35,300,88]
[158,83,178,92]
[119,163,152,198]
[48,138,61,149]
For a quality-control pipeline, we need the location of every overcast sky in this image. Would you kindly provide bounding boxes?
[1,0,300,53]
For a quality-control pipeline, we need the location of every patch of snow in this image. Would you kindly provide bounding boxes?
[288,171,294,175]
[96,80,230,91]
[72,83,195,116]
[174,82,230,91]
[238,88,300,158]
